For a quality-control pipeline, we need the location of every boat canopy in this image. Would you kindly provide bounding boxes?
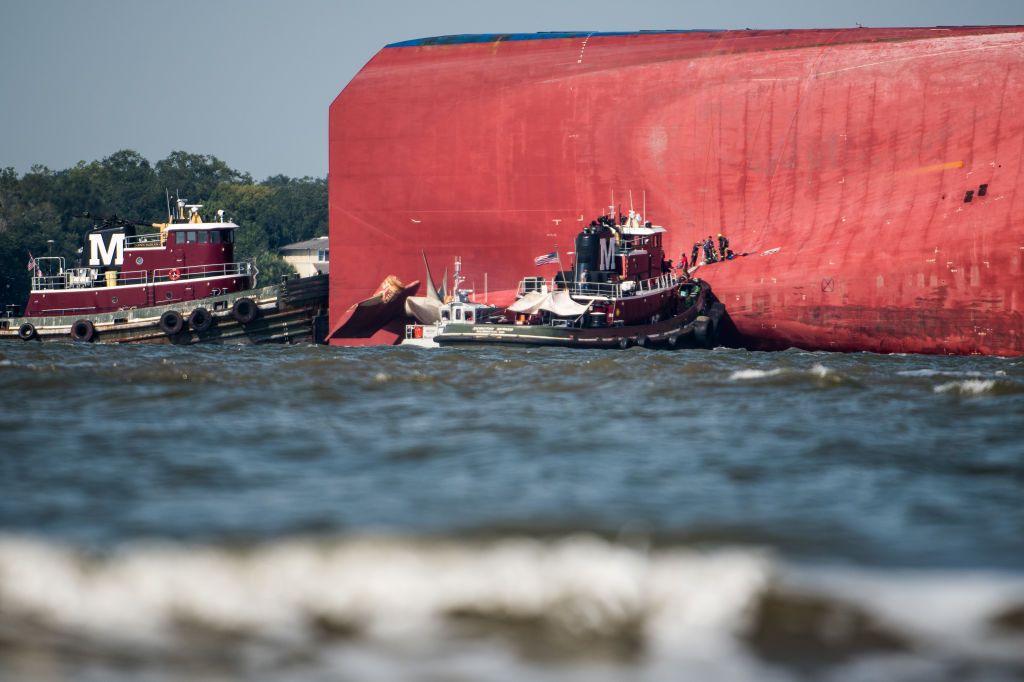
[508,289,589,316]
[620,225,666,236]
[507,290,546,314]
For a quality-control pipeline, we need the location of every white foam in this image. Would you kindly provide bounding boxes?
[0,536,773,649]
[898,369,985,378]
[728,368,784,380]
[728,365,836,382]
[934,379,997,395]
[809,364,833,377]
[1,534,1022,669]
[787,566,1024,661]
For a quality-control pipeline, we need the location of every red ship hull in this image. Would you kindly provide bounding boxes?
[329,27,1024,355]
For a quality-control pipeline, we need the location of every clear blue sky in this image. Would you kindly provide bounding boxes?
[1,0,1021,180]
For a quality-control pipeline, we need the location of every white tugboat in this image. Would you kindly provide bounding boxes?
[402,256,494,348]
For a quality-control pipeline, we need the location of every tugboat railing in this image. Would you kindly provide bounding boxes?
[517,273,678,299]
[151,261,253,282]
[32,269,149,291]
[124,233,164,248]
[31,262,252,291]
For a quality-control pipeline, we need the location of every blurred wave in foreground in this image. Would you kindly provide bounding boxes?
[1,534,1022,682]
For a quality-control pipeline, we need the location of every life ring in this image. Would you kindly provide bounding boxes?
[189,307,214,332]
[231,297,259,324]
[159,310,185,335]
[168,268,181,281]
[18,322,36,340]
[70,319,95,343]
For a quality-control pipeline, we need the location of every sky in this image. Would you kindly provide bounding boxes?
[1,0,1022,180]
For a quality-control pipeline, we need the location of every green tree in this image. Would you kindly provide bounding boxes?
[253,252,296,286]
[207,183,274,261]
[97,150,160,219]
[155,151,252,204]
[257,175,328,248]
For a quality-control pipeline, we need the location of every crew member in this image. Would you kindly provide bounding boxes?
[703,236,717,263]
[718,233,729,255]
[678,252,690,278]
[691,242,700,265]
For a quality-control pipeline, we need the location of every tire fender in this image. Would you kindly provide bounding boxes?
[70,319,95,343]
[189,307,214,332]
[693,316,713,349]
[159,310,185,335]
[231,297,259,324]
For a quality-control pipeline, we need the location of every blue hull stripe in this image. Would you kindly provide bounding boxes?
[386,30,722,48]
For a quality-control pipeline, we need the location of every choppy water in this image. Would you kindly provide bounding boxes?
[1,343,1023,681]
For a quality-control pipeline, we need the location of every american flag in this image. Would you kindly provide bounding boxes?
[534,251,558,266]
[26,252,35,272]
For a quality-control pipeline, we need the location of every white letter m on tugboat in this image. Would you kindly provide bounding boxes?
[599,238,615,271]
[88,233,125,266]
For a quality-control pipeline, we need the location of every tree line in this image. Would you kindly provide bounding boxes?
[0,150,327,310]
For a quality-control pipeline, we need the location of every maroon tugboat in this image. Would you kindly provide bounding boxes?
[1,199,328,344]
[405,212,725,349]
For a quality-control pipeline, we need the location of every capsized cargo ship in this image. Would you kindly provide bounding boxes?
[329,26,1024,355]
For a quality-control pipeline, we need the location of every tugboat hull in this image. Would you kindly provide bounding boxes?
[436,305,723,349]
[435,280,723,350]
[1,276,329,345]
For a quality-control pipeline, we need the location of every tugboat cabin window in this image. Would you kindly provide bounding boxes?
[174,231,185,244]
[210,231,222,244]
[222,230,234,244]
[318,249,329,262]
[187,231,197,243]
[199,231,209,244]
[455,309,463,321]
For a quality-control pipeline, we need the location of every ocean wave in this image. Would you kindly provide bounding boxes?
[728,364,851,386]
[0,535,1021,681]
[934,379,998,395]
[898,369,1007,378]
[729,368,786,380]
